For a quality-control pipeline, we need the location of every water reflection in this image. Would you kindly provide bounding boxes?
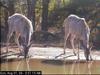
[0,59,100,74]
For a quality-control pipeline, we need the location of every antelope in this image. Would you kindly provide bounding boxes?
[56,14,92,61]
[6,13,33,58]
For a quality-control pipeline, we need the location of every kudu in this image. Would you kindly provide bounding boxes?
[56,14,92,61]
[6,13,33,58]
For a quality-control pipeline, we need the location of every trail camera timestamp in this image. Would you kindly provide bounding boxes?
[0,71,42,75]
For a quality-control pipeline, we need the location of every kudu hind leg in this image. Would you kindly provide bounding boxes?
[15,34,23,54]
[6,31,13,53]
[70,35,76,56]
[55,33,69,58]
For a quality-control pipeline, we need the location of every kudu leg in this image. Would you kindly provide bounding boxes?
[85,49,92,61]
[55,33,69,58]
[77,40,80,60]
[70,35,76,56]
[17,36,26,57]
[6,31,13,54]
[19,36,30,58]
[15,33,23,53]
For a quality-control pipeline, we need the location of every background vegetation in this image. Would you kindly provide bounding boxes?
[0,0,100,49]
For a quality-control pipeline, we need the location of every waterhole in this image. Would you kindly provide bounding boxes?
[0,59,100,74]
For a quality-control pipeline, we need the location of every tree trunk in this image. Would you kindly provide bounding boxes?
[5,0,15,42]
[4,9,9,42]
[0,6,1,27]
[8,0,15,16]
[56,0,62,8]
[41,0,49,31]
[27,0,36,30]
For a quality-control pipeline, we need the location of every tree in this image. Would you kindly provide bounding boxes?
[8,0,15,16]
[5,0,15,36]
[27,0,36,30]
[41,0,49,31]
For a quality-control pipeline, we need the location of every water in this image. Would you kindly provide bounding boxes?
[0,59,100,74]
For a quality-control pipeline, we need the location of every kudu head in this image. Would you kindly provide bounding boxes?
[23,34,34,58]
[23,45,29,58]
[80,40,92,61]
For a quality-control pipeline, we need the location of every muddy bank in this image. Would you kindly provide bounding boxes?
[1,47,100,60]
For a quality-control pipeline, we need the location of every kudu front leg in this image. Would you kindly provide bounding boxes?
[84,48,93,61]
[77,40,80,60]
[22,36,32,59]
[17,37,26,58]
